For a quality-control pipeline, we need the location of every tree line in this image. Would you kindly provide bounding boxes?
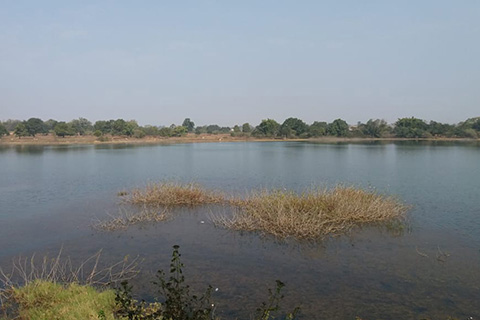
[1,116,480,139]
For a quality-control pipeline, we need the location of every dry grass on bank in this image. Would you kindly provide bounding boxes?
[127,182,225,207]
[212,186,408,240]
[92,207,170,231]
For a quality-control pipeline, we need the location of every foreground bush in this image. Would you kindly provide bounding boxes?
[115,245,299,320]
[214,186,408,240]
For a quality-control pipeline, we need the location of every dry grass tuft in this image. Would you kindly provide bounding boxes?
[213,186,408,240]
[92,207,170,231]
[127,182,225,206]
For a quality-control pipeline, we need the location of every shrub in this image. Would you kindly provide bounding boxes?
[127,182,224,207]
[214,186,408,240]
[115,245,299,320]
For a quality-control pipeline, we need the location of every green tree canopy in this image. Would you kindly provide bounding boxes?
[242,123,252,133]
[361,119,389,138]
[0,123,9,137]
[94,120,114,134]
[393,117,428,138]
[309,121,328,137]
[279,117,308,138]
[44,119,58,132]
[54,122,75,137]
[172,126,188,137]
[14,123,29,137]
[428,121,454,136]
[327,119,349,137]
[253,119,280,137]
[69,118,93,135]
[25,118,47,136]
[182,118,195,132]
[2,119,21,132]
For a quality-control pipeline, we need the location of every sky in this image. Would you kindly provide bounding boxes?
[1,1,479,126]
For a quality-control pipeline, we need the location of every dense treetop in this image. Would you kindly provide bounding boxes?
[1,116,479,139]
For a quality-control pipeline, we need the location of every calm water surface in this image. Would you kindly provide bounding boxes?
[0,141,479,319]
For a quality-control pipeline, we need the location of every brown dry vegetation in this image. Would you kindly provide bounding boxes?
[92,207,170,231]
[97,182,408,240]
[0,133,263,146]
[127,182,225,207]
[212,186,408,240]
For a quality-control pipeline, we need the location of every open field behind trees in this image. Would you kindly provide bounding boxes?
[1,116,480,144]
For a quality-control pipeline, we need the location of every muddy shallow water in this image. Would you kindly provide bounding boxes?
[1,141,479,319]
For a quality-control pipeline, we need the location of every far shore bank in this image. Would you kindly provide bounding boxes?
[1,133,479,146]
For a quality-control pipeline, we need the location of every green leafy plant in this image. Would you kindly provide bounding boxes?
[115,245,299,320]
[115,245,214,320]
[256,280,299,320]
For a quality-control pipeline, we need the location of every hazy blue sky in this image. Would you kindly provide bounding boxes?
[1,1,479,126]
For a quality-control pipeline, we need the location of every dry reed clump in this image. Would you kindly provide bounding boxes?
[213,186,408,240]
[92,207,170,231]
[127,182,225,207]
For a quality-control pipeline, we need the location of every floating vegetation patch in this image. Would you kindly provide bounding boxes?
[100,182,409,240]
[92,207,170,231]
[212,186,409,241]
[126,182,225,207]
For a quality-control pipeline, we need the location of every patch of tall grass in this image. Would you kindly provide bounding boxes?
[127,182,224,207]
[4,280,116,320]
[93,207,170,231]
[0,249,140,319]
[213,186,408,240]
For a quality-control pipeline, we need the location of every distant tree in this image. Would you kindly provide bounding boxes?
[158,127,173,137]
[361,119,389,138]
[253,119,280,137]
[242,123,252,133]
[327,119,349,137]
[182,118,195,132]
[462,129,478,138]
[393,117,428,138]
[279,117,309,138]
[44,119,58,132]
[0,123,9,137]
[309,121,328,137]
[206,124,221,134]
[195,126,207,135]
[143,125,160,136]
[14,123,29,137]
[69,118,92,135]
[3,119,21,132]
[94,120,114,134]
[172,126,188,137]
[133,128,146,138]
[473,119,480,132]
[111,119,128,136]
[54,122,75,137]
[454,126,478,138]
[233,125,241,133]
[123,120,139,136]
[428,121,454,136]
[459,117,480,132]
[25,118,47,136]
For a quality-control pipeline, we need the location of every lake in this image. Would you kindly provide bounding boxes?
[0,141,479,319]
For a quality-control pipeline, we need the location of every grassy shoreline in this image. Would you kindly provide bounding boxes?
[1,133,479,146]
